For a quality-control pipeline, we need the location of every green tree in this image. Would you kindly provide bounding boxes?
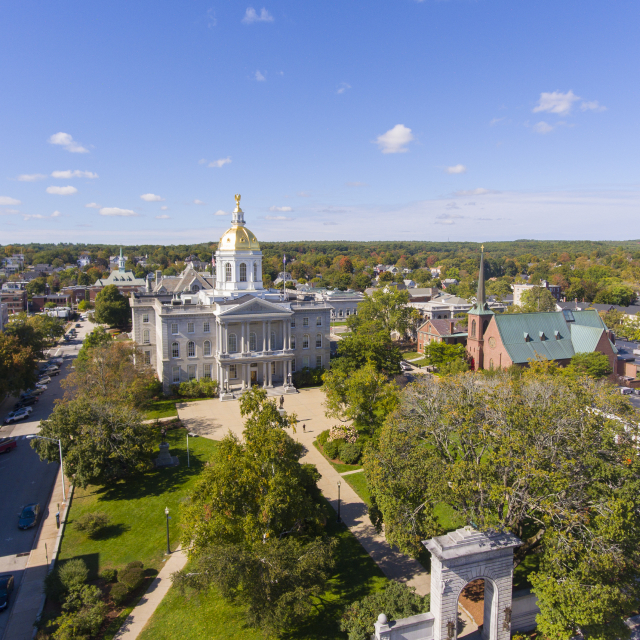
[351,288,411,337]
[378,271,394,283]
[76,326,112,362]
[32,398,154,488]
[0,333,38,397]
[566,352,613,379]
[77,271,91,286]
[365,371,640,638]
[93,284,130,327]
[322,364,399,434]
[77,299,93,311]
[520,286,558,312]
[44,301,57,309]
[174,388,336,636]
[423,342,467,368]
[26,277,47,296]
[5,313,64,357]
[335,320,402,376]
[594,284,636,307]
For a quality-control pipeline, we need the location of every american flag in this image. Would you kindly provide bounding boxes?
[283,253,286,264]
[211,252,215,267]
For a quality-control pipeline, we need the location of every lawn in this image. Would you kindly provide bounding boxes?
[330,321,348,326]
[343,471,371,506]
[145,397,202,420]
[138,498,388,640]
[401,351,421,360]
[58,429,219,578]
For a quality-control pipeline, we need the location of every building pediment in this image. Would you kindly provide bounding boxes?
[218,296,291,317]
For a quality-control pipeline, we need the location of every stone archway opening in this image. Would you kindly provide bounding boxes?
[457,578,485,638]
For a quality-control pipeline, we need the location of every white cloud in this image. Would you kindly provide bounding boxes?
[198,158,207,164]
[99,207,139,217]
[242,7,274,23]
[445,202,461,210]
[297,191,311,197]
[51,170,98,179]
[46,185,78,195]
[208,157,232,168]
[17,174,46,182]
[194,199,205,205]
[214,210,229,216]
[489,117,506,126]
[206,8,217,28]
[337,82,351,94]
[270,206,293,212]
[265,215,293,220]
[48,132,89,153]
[533,90,580,115]
[85,202,101,208]
[454,188,498,196]
[156,214,171,219]
[161,206,168,211]
[375,124,414,154]
[533,121,554,134]
[140,193,164,202]
[52,210,61,217]
[0,196,21,205]
[323,221,338,225]
[435,218,455,225]
[255,70,266,82]
[22,210,62,221]
[446,164,467,174]
[581,100,607,112]
[346,181,368,187]
[1,209,20,215]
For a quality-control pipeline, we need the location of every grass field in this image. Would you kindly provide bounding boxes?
[401,351,421,360]
[58,429,219,577]
[343,471,371,506]
[138,498,388,640]
[145,397,202,420]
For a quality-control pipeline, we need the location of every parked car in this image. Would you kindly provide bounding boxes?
[0,438,17,454]
[0,574,15,611]
[37,376,52,385]
[4,407,33,424]
[21,388,45,397]
[400,361,412,371]
[44,367,60,376]
[18,504,40,530]
[34,383,48,391]
[14,396,38,409]
[619,387,633,395]
[76,323,81,328]
[49,357,64,365]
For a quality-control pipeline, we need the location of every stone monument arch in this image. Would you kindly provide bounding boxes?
[375,526,522,640]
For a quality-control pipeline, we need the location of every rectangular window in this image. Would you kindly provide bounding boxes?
[302,356,309,369]
[171,323,178,335]
[291,335,296,349]
[172,366,180,384]
[291,318,296,328]
[316,334,322,348]
[203,321,210,333]
[302,335,309,349]
[171,343,180,358]
[230,364,237,379]
[188,322,194,333]
[316,356,322,369]
[142,313,149,323]
[144,351,151,365]
[187,364,197,380]
[316,316,322,326]
[291,359,296,372]
[271,362,276,375]
[303,317,309,327]
[203,364,212,378]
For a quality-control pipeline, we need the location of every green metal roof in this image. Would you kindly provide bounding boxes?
[571,309,606,329]
[569,324,604,354]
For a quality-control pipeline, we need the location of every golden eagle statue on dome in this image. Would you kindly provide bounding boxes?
[234,193,242,212]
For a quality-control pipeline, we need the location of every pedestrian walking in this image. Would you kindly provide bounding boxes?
[302,424,306,433]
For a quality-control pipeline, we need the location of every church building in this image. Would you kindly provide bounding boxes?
[130,196,332,395]
[467,247,617,371]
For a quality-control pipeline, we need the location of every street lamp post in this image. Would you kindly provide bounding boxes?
[27,435,65,502]
[337,480,342,523]
[165,507,170,555]
[186,432,190,468]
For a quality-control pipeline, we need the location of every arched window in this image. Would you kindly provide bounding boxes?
[471,319,477,338]
[253,262,258,281]
[489,358,494,370]
[143,329,150,344]
[228,333,237,353]
[316,333,322,348]
[203,340,211,356]
[225,263,232,282]
[303,334,309,349]
[187,341,195,357]
[271,331,276,350]
[483,319,489,333]
[239,263,247,282]
[191,284,199,292]
[171,342,180,358]
[249,332,257,351]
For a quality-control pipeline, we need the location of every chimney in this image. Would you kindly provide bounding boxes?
[155,270,162,287]
[450,320,455,334]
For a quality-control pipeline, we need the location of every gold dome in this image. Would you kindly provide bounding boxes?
[218,225,260,251]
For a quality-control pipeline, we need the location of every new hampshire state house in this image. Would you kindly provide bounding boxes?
[130,196,331,397]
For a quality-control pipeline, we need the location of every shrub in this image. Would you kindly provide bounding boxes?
[62,584,102,614]
[58,559,89,592]
[44,570,65,603]
[292,366,324,388]
[341,581,430,640]
[177,379,219,398]
[323,440,340,460]
[74,512,110,538]
[109,582,129,605]
[54,602,107,640]
[339,442,361,465]
[329,424,357,443]
[317,429,330,447]
[118,567,145,591]
[124,560,144,571]
[100,568,117,583]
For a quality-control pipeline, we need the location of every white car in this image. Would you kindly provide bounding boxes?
[35,382,48,390]
[4,407,33,424]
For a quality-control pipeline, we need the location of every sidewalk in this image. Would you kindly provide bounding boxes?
[3,467,71,640]
[113,549,188,640]
[177,388,430,595]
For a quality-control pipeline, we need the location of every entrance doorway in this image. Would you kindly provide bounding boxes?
[457,579,485,638]
[250,364,258,385]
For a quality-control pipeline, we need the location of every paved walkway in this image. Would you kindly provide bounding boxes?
[177,388,430,595]
[113,549,188,640]
[3,467,71,640]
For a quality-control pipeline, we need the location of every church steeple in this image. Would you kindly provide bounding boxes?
[118,247,125,273]
[469,245,493,315]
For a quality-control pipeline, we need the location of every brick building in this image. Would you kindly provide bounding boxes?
[417,319,467,352]
[0,290,28,314]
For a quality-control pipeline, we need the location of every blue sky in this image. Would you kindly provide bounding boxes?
[1,0,639,244]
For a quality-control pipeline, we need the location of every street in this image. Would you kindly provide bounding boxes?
[0,317,92,639]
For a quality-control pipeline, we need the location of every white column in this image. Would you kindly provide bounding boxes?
[241,364,246,390]
[286,320,291,350]
[221,322,227,355]
[267,361,273,387]
[262,321,267,351]
[267,320,271,351]
[240,322,245,353]
[262,362,267,388]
